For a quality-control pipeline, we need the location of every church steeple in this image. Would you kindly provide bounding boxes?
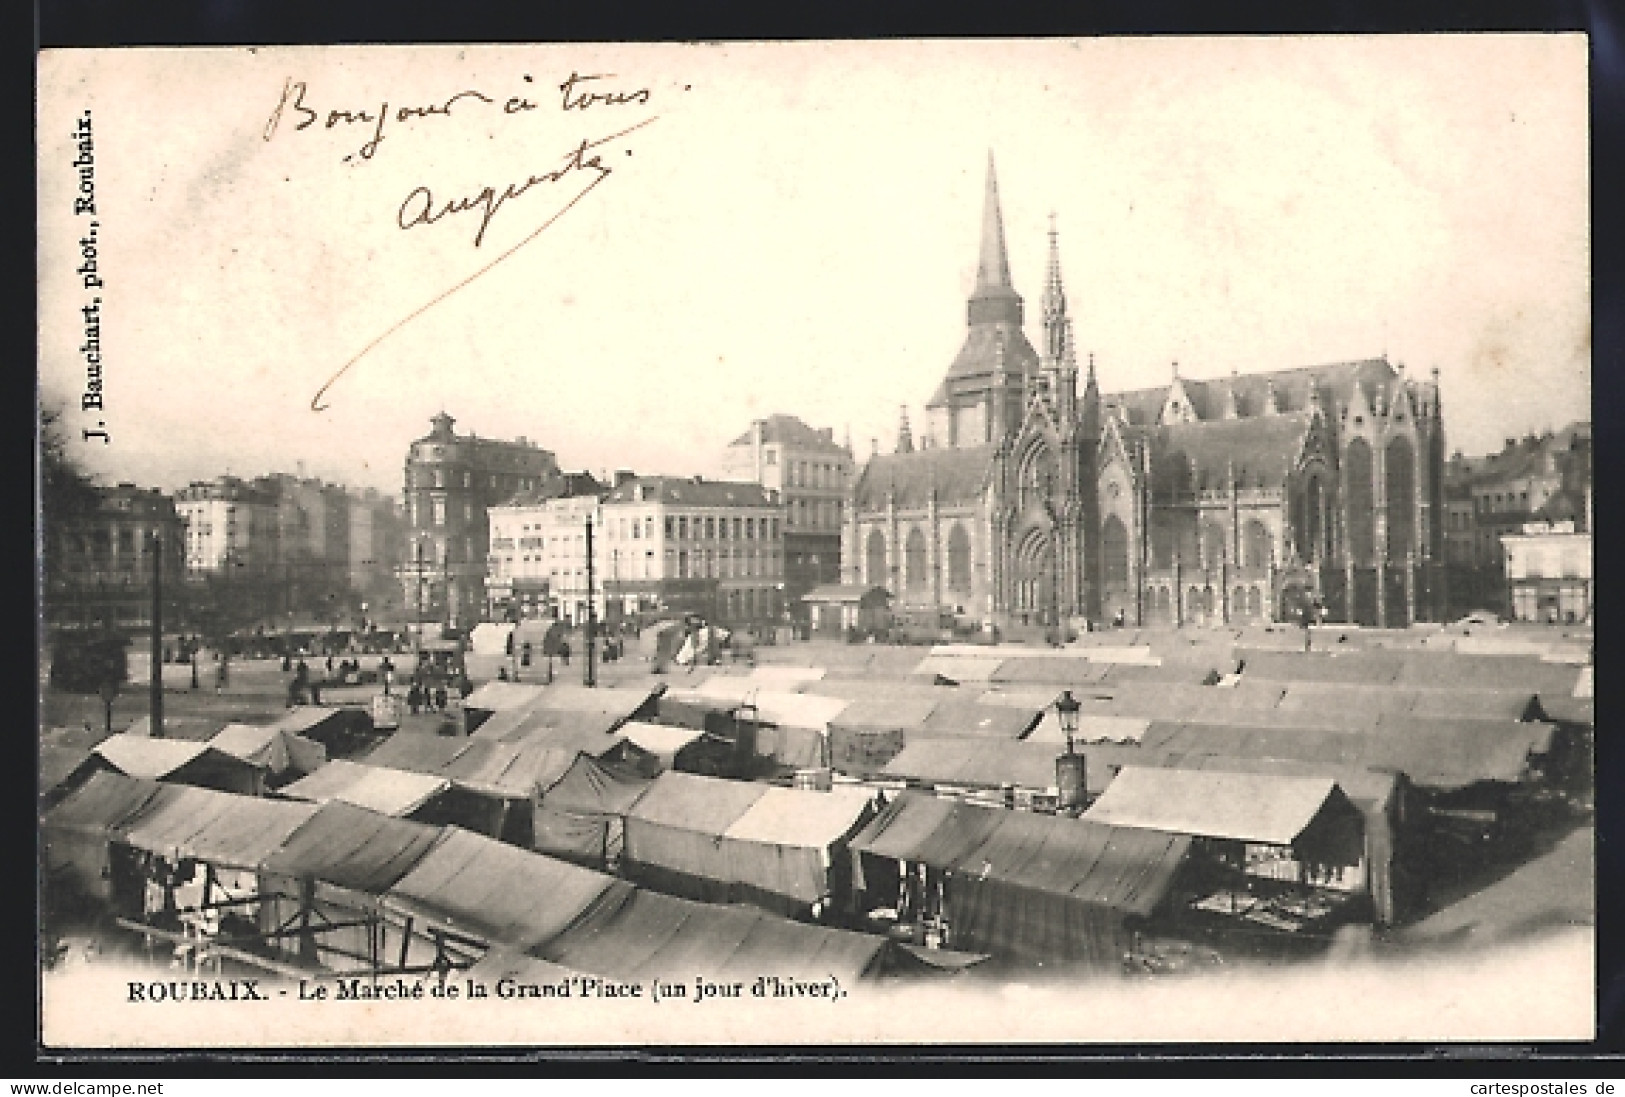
[896,405,915,454]
[968,153,1023,328]
[1041,213,1068,365]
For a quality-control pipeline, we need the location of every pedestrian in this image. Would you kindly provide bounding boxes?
[325,654,335,675]
[380,655,395,696]
[310,680,322,705]
[560,641,571,666]
[434,685,448,712]
[215,654,229,695]
[498,666,509,682]
[407,683,422,715]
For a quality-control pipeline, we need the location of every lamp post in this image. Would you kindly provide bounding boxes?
[1054,689,1085,814]
[1055,689,1081,756]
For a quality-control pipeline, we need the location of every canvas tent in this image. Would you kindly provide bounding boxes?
[533,885,891,986]
[622,772,872,914]
[1136,720,1549,792]
[824,697,939,775]
[617,721,708,770]
[91,733,264,795]
[279,760,451,818]
[1126,752,1409,925]
[384,827,632,957]
[849,792,1192,968]
[257,801,449,970]
[208,722,328,782]
[532,752,656,869]
[914,700,1042,740]
[41,742,98,807]
[41,771,166,902]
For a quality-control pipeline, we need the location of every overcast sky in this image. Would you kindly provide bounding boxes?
[39,36,1588,498]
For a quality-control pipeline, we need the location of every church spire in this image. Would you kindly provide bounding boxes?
[967,152,1023,328]
[896,405,914,454]
[1041,213,1068,365]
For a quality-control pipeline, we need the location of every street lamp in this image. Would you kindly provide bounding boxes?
[1055,689,1081,755]
[1054,689,1086,814]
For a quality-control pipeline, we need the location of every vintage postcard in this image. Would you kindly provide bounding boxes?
[36,36,1594,1050]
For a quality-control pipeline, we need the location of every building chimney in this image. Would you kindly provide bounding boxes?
[615,469,635,488]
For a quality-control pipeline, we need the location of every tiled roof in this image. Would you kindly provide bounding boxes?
[1151,413,1314,492]
[604,477,777,508]
[728,414,847,453]
[853,445,994,511]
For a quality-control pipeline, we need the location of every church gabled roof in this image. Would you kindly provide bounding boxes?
[1107,358,1398,426]
[853,445,995,511]
[1149,413,1316,494]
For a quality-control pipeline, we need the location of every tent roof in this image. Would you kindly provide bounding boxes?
[881,738,1060,792]
[538,752,654,815]
[41,742,97,795]
[827,697,941,734]
[626,771,767,835]
[439,739,579,799]
[916,700,1041,740]
[525,684,661,718]
[386,827,628,951]
[852,792,1190,915]
[260,800,447,893]
[471,705,630,744]
[463,681,550,713]
[92,734,219,779]
[1239,650,1404,685]
[207,723,292,770]
[534,886,887,985]
[721,786,873,850]
[280,760,451,817]
[362,733,474,774]
[42,771,163,833]
[463,948,581,985]
[1083,766,1346,845]
[947,805,1192,915]
[1139,720,1544,790]
[119,784,319,867]
[912,654,1005,683]
[619,721,708,757]
[989,658,1113,687]
[1138,751,1399,815]
[685,682,850,730]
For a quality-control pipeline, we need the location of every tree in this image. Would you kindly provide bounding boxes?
[39,400,102,596]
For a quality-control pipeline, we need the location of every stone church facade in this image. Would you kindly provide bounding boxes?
[843,157,1447,629]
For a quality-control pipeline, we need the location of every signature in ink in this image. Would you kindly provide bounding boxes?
[308,114,659,412]
[397,116,655,248]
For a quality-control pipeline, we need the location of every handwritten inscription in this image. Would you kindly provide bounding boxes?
[269,70,665,410]
[397,118,655,248]
[264,72,653,164]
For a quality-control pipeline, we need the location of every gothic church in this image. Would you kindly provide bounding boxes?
[842,157,1446,629]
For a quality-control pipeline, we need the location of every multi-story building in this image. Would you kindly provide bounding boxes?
[174,476,281,577]
[599,476,784,624]
[45,482,186,633]
[1502,521,1592,624]
[846,156,1448,631]
[486,473,611,623]
[348,489,406,608]
[399,412,562,629]
[1441,423,1591,616]
[722,415,854,622]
